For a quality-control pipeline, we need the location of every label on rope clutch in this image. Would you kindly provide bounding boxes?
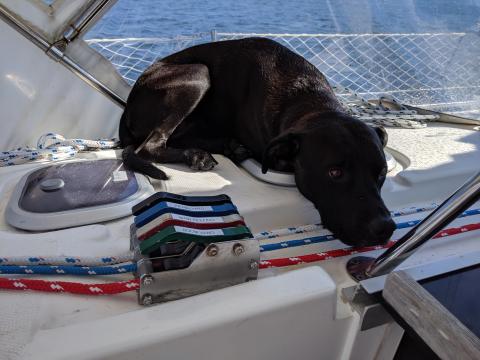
[164,202,213,212]
[134,201,239,228]
[173,226,224,236]
[170,213,224,223]
[139,225,252,255]
[136,212,245,240]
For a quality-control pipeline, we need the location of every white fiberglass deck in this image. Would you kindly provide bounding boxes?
[0,122,479,360]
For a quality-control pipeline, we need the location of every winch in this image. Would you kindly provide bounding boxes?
[130,192,260,305]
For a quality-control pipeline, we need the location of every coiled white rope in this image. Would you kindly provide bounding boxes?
[0,133,119,167]
[0,90,437,168]
[333,84,439,128]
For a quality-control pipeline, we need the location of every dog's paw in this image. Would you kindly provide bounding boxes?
[225,139,253,163]
[184,149,218,171]
[232,144,253,163]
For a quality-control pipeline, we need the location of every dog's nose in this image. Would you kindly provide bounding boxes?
[368,217,396,244]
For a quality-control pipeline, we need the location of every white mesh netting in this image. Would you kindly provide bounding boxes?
[86,32,480,120]
[86,33,212,84]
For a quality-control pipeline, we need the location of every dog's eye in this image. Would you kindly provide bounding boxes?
[328,167,343,179]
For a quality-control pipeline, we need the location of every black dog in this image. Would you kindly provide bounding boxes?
[120,37,396,246]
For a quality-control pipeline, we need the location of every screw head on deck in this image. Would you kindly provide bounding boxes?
[232,243,245,256]
[142,294,153,306]
[206,244,219,257]
[142,275,154,286]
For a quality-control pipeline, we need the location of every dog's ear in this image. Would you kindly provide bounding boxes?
[372,125,388,148]
[261,132,300,174]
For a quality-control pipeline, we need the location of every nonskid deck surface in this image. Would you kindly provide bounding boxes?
[0,123,479,359]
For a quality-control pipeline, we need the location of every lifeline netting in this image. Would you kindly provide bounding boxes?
[86,32,480,120]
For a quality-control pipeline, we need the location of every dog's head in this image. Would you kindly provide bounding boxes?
[262,113,395,247]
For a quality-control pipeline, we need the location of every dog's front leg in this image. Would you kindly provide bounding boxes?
[139,132,217,171]
[121,63,213,178]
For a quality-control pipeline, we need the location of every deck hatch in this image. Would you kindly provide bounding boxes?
[6,159,154,231]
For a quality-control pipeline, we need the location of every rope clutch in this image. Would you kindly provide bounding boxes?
[130,192,259,305]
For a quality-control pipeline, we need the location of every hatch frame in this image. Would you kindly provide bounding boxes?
[5,159,154,231]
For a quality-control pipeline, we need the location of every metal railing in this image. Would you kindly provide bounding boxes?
[347,170,480,281]
[0,2,125,107]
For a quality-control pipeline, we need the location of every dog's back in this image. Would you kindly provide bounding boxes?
[119,37,343,176]
[156,38,340,155]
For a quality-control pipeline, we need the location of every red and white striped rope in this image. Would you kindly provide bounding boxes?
[259,222,480,269]
[1,222,478,296]
[0,278,139,295]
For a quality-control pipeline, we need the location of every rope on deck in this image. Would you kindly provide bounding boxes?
[0,203,440,268]
[0,278,139,295]
[0,214,480,295]
[1,220,479,295]
[333,84,439,128]
[0,220,478,294]
[253,202,439,240]
[0,253,134,266]
[259,207,480,252]
[0,263,136,276]
[259,222,480,268]
[0,133,118,167]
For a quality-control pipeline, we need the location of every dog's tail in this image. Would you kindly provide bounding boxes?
[122,145,169,180]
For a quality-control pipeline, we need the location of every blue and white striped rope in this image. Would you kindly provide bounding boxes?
[259,207,480,252]
[0,204,470,270]
[0,263,136,276]
[389,203,438,217]
[0,253,133,266]
[253,203,439,240]
[0,133,119,167]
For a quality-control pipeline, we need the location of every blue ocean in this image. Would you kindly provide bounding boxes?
[87,0,480,39]
[84,0,480,119]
